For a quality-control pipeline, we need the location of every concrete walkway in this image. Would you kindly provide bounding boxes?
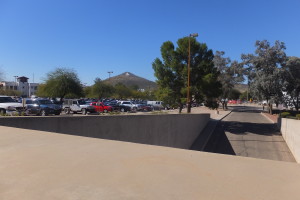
[1,126,300,200]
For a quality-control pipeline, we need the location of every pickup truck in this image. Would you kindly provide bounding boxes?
[63,99,96,115]
[89,102,112,113]
[0,95,23,115]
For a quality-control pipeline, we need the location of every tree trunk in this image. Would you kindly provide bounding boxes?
[178,102,183,114]
[187,102,192,113]
[222,102,225,110]
[268,103,273,115]
[296,96,299,113]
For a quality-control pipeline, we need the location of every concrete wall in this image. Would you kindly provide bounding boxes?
[280,118,300,163]
[0,114,209,149]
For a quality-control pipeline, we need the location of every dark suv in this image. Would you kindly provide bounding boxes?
[25,98,62,116]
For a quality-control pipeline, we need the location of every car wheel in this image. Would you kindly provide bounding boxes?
[103,109,108,113]
[0,109,6,115]
[64,108,70,114]
[120,108,125,112]
[82,109,87,115]
[40,110,47,116]
[25,109,30,116]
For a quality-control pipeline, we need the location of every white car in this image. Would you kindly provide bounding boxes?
[0,96,24,115]
[118,101,137,111]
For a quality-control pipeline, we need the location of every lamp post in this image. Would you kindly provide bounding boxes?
[13,76,18,83]
[187,33,198,113]
[108,71,113,79]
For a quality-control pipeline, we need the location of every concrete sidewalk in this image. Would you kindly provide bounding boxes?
[1,126,300,200]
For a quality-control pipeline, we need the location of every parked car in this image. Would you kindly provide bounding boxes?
[105,102,132,112]
[147,101,164,110]
[89,102,113,113]
[138,104,154,112]
[118,101,137,111]
[63,99,96,115]
[25,98,62,116]
[0,95,24,115]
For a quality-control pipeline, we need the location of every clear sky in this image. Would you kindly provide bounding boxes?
[0,0,299,85]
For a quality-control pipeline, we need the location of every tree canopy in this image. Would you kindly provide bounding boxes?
[213,51,245,109]
[242,40,287,114]
[37,68,83,100]
[283,56,300,111]
[153,37,221,112]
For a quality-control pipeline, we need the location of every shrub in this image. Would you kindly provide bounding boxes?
[280,112,291,118]
[296,114,300,120]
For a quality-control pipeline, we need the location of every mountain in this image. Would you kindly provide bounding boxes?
[103,72,157,90]
[234,84,248,93]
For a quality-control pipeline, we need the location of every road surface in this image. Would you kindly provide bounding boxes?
[204,106,295,162]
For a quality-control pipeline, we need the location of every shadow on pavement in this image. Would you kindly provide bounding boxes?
[221,121,280,136]
[190,120,236,156]
[203,121,236,155]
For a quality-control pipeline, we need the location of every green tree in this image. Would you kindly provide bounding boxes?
[113,83,132,99]
[92,78,114,99]
[0,89,21,96]
[239,91,252,101]
[83,86,93,98]
[242,40,286,114]
[228,89,241,100]
[153,37,220,113]
[40,68,83,100]
[213,51,244,109]
[283,56,300,112]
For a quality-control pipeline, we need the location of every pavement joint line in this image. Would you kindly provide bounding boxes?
[200,109,233,151]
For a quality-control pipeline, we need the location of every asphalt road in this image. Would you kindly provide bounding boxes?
[204,106,296,162]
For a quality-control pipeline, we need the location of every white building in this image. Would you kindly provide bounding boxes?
[0,76,39,97]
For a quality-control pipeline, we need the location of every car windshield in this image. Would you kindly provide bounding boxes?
[78,100,86,105]
[38,100,53,104]
[0,97,16,103]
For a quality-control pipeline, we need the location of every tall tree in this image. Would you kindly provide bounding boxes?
[242,40,287,114]
[153,37,220,113]
[113,83,132,99]
[283,56,300,112]
[92,78,114,99]
[213,51,244,109]
[40,68,83,100]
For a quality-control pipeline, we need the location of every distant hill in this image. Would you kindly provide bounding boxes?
[103,72,157,90]
[234,84,248,93]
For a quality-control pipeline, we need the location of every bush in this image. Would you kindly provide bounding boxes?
[281,112,291,118]
[296,114,300,120]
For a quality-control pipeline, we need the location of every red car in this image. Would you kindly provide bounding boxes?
[89,102,112,113]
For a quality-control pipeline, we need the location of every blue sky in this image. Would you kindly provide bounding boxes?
[0,0,299,85]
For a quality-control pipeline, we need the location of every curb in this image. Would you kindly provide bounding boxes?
[260,112,277,124]
[260,112,282,132]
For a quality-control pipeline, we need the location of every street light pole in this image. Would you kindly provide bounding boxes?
[13,76,18,83]
[187,33,198,113]
[108,71,113,79]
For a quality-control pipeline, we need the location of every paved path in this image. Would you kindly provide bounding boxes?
[206,106,296,162]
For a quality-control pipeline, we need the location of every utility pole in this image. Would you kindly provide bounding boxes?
[187,33,198,113]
